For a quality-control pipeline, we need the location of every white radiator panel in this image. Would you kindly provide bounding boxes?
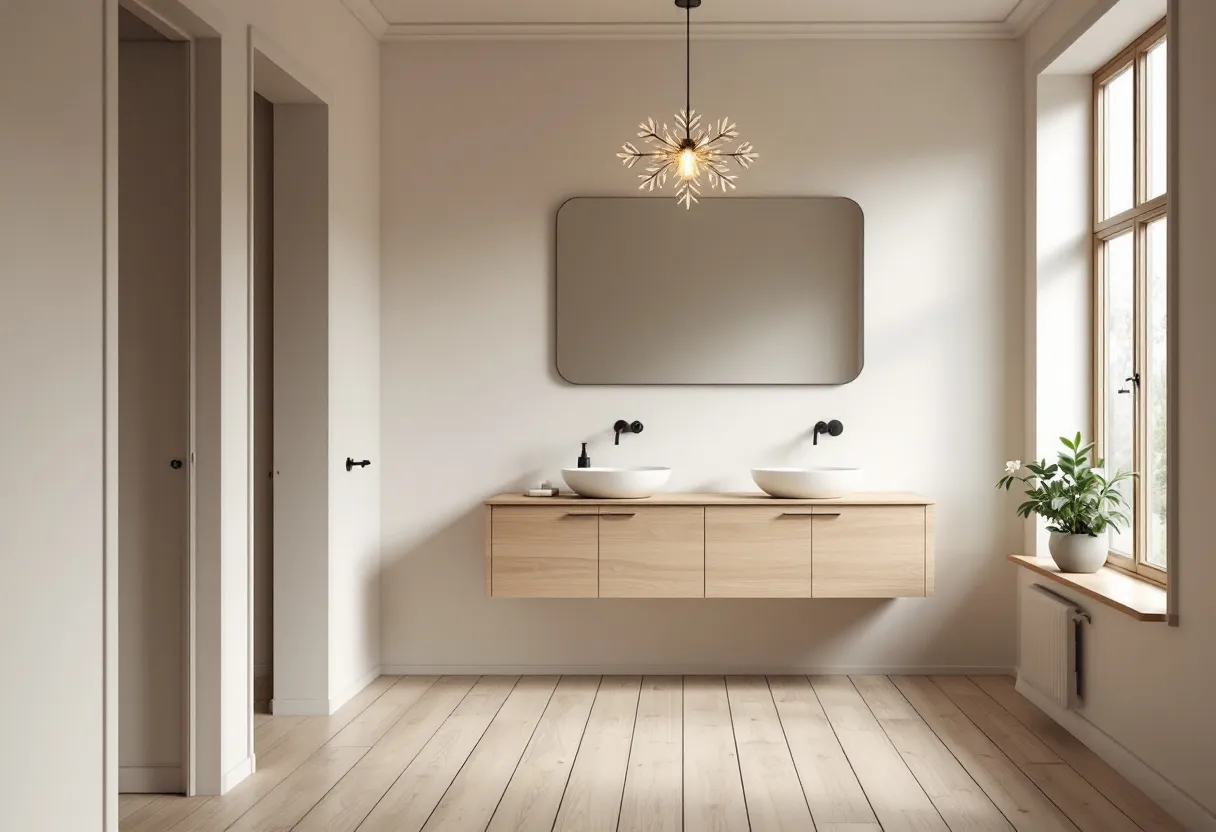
[1019,584,1086,709]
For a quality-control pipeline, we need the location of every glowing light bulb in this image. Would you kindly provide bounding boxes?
[678,146,699,180]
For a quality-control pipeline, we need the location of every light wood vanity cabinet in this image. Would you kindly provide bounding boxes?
[485,494,933,599]
[489,506,599,598]
[705,507,813,598]
[600,507,704,598]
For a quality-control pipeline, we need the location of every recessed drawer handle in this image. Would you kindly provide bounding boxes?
[814,512,842,518]
[780,512,816,517]
[564,512,598,518]
[602,513,637,518]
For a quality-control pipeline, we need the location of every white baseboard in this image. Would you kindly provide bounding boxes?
[272,665,382,716]
[220,754,255,794]
[328,665,383,713]
[381,663,1016,676]
[119,765,183,794]
[1015,677,1216,831]
[271,695,330,716]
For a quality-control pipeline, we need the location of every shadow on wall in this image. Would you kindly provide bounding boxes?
[380,501,985,673]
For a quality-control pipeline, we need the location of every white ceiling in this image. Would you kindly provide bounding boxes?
[347,0,1052,39]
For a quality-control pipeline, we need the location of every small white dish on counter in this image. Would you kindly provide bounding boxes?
[751,467,863,499]
[561,467,672,499]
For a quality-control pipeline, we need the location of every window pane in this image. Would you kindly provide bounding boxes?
[1102,67,1135,219]
[1104,232,1135,557]
[1146,40,1168,200]
[1146,217,1168,568]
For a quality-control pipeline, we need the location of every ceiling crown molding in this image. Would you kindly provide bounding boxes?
[340,0,390,39]
[380,21,1016,41]
[1004,0,1055,36]
[350,0,1057,41]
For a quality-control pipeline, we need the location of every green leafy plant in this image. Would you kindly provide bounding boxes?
[996,433,1135,536]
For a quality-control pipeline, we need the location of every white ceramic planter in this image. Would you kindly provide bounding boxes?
[1048,531,1108,573]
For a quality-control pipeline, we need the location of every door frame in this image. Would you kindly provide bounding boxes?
[106,0,225,811]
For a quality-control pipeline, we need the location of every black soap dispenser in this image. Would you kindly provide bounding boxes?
[577,442,591,469]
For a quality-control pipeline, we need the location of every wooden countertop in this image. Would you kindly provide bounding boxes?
[485,491,934,506]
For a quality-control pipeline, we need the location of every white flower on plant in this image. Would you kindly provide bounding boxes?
[1005,460,1022,475]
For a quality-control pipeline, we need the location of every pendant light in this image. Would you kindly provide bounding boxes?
[617,0,758,209]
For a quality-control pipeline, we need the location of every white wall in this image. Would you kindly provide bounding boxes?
[0,2,110,827]
[379,39,1025,674]
[1021,0,1216,821]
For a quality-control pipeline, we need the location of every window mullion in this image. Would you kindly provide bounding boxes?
[1133,220,1149,571]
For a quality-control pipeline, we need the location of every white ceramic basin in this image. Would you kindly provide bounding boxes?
[562,467,672,499]
[751,467,863,499]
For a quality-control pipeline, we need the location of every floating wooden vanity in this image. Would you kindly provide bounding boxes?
[483,493,935,599]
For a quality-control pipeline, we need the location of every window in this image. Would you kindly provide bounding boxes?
[1093,19,1168,582]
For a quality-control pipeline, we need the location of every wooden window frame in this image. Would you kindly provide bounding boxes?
[1092,18,1168,585]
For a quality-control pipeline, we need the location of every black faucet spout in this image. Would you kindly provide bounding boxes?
[813,419,844,445]
[614,419,643,445]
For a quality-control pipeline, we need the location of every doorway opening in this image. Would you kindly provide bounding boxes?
[117,4,190,796]
[250,39,333,718]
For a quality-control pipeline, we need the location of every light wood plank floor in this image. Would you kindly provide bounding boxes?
[120,675,1183,832]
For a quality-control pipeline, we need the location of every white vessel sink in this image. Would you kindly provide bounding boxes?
[562,467,672,499]
[751,467,862,499]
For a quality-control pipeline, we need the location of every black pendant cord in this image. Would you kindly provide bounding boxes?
[685,4,691,139]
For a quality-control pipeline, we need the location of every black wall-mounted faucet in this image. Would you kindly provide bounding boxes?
[614,419,644,445]
[813,420,844,446]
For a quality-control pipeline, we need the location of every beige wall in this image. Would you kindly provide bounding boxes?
[0,0,380,821]
[379,39,1025,674]
[0,1,110,827]
[1021,0,1216,821]
[118,38,191,792]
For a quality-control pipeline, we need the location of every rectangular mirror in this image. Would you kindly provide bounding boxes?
[555,197,864,385]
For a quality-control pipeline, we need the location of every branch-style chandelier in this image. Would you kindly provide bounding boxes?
[617,0,758,209]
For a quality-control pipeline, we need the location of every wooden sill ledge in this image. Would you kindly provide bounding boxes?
[1007,555,1167,622]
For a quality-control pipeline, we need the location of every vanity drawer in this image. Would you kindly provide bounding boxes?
[705,507,813,598]
[599,507,704,598]
[490,506,599,597]
[810,505,927,598]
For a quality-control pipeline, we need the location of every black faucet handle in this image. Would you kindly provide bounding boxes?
[812,420,844,445]
[630,420,644,434]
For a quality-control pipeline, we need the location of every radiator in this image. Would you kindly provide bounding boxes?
[1019,584,1089,709]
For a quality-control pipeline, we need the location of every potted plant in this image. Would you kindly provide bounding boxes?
[997,433,1135,574]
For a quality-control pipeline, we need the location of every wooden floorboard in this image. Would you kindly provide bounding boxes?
[422,675,559,831]
[618,676,683,832]
[726,675,816,830]
[293,676,478,832]
[683,676,750,832]
[115,673,1180,832]
[812,675,949,832]
[768,675,877,828]
[891,676,1081,832]
[487,676,600,832]
[551,675,642,832]
[970,675,1185,832]
[932,676,1141,832]
[355,675,519,832]
[851,675,1012,832]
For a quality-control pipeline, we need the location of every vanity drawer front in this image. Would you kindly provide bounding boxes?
[599,507,705,598]
[705,507,813,598]
[491,507,599,597]
[811,506,927,598]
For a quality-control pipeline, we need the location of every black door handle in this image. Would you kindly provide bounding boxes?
[346,458,371,472]
[170,459,183,470]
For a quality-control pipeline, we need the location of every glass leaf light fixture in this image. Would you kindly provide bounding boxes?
[617,0,758,208]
